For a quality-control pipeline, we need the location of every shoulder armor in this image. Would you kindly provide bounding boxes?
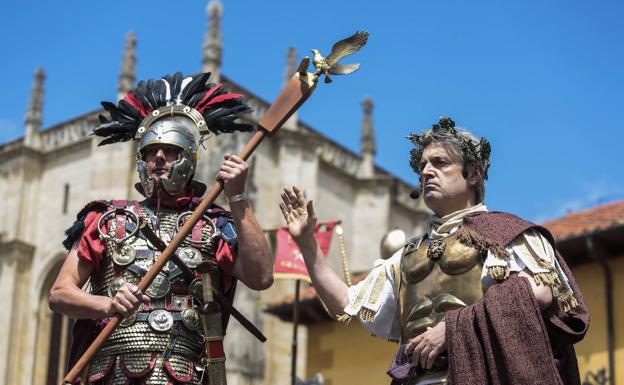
[217,217,237,248]
[205,204,236,248]
[76,200,110,220]
[402,235,423,256]
[62,200,110,250]
[462,211,555,249]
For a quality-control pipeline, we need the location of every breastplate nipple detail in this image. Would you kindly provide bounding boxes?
[427,240,446,260]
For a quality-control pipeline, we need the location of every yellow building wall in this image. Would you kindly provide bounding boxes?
[573,256,624,385]
[307,321,398,385]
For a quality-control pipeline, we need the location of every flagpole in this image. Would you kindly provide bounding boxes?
[291,279,301,385]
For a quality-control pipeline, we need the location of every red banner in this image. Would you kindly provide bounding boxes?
[273,221,336,282]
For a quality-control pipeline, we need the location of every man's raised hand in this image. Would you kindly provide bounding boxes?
[279,186,316,240]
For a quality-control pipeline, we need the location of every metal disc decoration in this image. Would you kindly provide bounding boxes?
[145,272,170,299]
[107,277,126,297]
[112,244,137,266]
[181,308,201,331]
[189,278,203,300]
[120,311,137,328]
[178,247,203,269]
[148,309,174,332]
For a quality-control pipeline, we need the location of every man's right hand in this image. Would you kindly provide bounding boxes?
[405,322,447,370]
[279,186,317,241]
[107,283,150,318]
[278,185,350,316]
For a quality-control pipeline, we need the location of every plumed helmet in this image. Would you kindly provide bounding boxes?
[92,72,253,197]
[135,110,201,197]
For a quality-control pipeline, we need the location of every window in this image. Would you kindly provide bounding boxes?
[62,184,69,214]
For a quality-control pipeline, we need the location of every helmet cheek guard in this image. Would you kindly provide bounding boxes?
[137,158,156,197]
[160,155,196,196]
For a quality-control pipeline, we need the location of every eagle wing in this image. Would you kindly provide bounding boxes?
[325,31,369,67]
[329,63,360,75]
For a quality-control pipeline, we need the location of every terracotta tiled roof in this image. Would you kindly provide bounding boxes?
[542,200,624,241]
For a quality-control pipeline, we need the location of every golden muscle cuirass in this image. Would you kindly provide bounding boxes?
[399,231,485,342]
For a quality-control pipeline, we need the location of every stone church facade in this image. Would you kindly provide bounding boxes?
[0,1,427,384]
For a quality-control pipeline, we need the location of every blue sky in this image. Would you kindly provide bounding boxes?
[1,0,622,222]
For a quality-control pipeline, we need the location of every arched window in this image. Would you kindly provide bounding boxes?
[33,260,74,385]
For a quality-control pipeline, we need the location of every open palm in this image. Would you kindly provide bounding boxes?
[279,186,317,239]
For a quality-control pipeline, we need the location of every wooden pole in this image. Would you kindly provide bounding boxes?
[291,279,301,385]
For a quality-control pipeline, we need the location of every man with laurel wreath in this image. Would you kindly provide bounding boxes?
[280,117,589,385]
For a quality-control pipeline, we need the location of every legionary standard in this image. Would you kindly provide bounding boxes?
[61,32,369,385]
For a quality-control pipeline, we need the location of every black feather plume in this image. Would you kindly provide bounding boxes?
[153,80,167,107]
[168,72,184,102]
[93,71,255,146]
[146,79,159,109]
[180,73,210,104]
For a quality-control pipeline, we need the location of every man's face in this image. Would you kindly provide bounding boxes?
[142,144,181,180]
[418,142,474,216]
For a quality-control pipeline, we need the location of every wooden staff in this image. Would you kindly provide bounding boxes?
[62,69,317,385]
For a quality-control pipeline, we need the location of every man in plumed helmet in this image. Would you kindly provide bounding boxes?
[279,117,589,385]
[50,72,273,384]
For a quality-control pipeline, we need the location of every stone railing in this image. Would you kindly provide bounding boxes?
[0,139,23,154]
[393,180,421,211]
[40,111,99,151]
[317,140,361,176]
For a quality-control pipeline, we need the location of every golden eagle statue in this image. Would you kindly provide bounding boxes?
[307,31,369,83]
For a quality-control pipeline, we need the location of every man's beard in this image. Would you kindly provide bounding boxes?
[149,164,173,181]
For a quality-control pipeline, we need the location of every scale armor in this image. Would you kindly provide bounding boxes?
[87,201,225,385]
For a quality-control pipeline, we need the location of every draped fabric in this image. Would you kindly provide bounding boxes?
[448,211,590,385]
[446,274,585,385]
[348,210,588,384]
